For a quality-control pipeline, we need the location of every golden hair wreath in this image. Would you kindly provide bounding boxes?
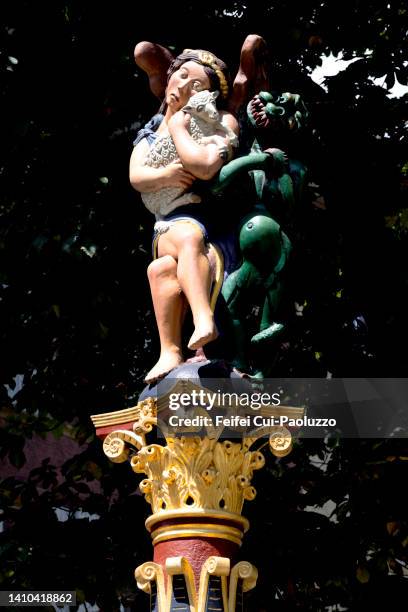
[183,48,229,99]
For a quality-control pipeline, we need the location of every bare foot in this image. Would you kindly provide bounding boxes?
[185,347,208,364]
[187,317,218,351]
[144,349,183,384]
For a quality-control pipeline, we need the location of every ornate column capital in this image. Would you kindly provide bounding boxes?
[91,391,303,610]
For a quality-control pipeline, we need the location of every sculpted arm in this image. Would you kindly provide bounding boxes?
[168,111,239,180]
[129,139,195,193]
[228,34,270,115]
[134,41,174,99]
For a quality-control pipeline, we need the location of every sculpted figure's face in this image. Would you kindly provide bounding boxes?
[165,61,211,111]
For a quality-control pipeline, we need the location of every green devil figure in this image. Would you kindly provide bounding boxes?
[211,90,309,377]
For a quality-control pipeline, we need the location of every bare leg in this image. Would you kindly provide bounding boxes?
[157,224,218,351]
[145,255,187,384]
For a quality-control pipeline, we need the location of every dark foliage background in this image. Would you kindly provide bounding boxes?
[0,1,407,610]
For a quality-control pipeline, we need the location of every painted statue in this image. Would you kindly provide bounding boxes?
[130,37,309,382]
[90,37,308,612]
[130,48,239,383]
[207,88,309,377]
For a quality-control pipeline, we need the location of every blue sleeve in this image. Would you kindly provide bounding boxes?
[133,114,164,146]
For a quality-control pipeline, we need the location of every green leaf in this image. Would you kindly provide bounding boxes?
[51,422,65,439]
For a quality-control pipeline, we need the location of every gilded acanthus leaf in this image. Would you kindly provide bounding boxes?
[131,436,264,514]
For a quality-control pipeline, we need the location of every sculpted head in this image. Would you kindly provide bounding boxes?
[247,91,309,139]
[182,90,220,122]
[161,49,231,113]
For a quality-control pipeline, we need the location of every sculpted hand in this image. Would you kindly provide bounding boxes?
[163,162,195,189]
[168,110,191,134]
